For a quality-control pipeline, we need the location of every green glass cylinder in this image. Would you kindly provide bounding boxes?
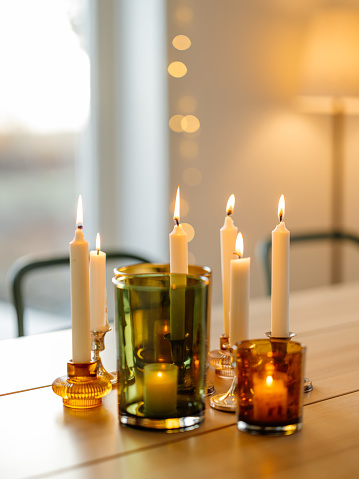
[235,338,306,436]
[113,272,210,431]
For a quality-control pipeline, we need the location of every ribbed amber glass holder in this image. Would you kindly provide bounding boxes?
[52,361,112,409]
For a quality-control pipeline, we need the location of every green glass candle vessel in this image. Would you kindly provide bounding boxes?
[113,271,210,431]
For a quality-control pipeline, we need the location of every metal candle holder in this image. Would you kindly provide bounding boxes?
[91,324,118,386]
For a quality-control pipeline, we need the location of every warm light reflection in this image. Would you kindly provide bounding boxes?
[172,34,191,51]
[168,61,187,78]
[226,194,235,215]
[235,233,244,258]
[174,186,181,222]
[76,195,83,227]
[96,232,101,252]
[182,167,202,187]
[178,95,198,113]
[169,114,184,132]
[170,196,189,218]
[181,115,200,133]
[278,195,285,221]
[266,375,274,387]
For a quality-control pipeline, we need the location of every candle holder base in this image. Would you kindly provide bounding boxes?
[91,325,118,387]
[210,376,237,412]
[265,331,313,393]
[207,334,235,379]
[52,361,112,409]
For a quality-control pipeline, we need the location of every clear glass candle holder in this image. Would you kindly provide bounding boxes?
[234,338,306,436]
[113,271,210,431]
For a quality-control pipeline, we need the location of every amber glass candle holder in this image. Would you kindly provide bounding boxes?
[113,271,210,431]
[115,263,214,396]
[234,338,306,436]
[52,361,112,409]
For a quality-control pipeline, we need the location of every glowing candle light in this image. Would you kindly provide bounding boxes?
[169,186,188,274]
[144,364,178,416]
[253,373,288,423]
[271,195,290,338]
[220,194,238,338]
[69,195,91,363]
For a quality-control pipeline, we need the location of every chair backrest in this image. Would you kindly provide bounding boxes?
[256,230,359,296]
[8,250,152,337]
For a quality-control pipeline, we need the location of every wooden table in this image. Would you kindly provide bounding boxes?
[1,282,359,478]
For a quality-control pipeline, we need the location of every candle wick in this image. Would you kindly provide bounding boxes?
[97,250,99,255]
[279,213,283,223]
[175,218,179,226]
[227,211,232,217]
[77,224,83,230]
[234,251,241,259]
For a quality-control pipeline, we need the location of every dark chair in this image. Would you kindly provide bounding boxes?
[256,230,359,295]
[8,250,152,337]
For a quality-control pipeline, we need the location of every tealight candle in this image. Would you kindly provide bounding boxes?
[220,194,238,338]
[69,195,91,363]
[271,195,290,338]
[90,233,108,331]
[143,363,178,416]
[252,373,288,423]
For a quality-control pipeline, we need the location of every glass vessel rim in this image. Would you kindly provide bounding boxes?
[112,272,210,291]
[233,338,306,353]
[113,262,212,277]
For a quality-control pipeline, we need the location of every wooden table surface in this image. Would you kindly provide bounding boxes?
[1,282,359,479]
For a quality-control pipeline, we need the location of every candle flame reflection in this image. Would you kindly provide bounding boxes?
[266,375,273,387]
[76,195,83,227]
[96,233,101,252]
[235,232,244,258]
[157,372,163,378]
[278,195,285,222]
[174,186,181,223]
[226,194,235,215]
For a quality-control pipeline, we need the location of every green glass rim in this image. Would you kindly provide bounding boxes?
[112,272,210,292]
[113,262,211,277]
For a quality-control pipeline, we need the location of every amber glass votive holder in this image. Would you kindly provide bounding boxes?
[113,271,210,431]
[234,338,306,436]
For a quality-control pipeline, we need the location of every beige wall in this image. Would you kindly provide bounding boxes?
[167,1,359,308]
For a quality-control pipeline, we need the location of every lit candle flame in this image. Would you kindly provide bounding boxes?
[226,194,235,215]
[266,375,273,387]
[157,372,163,379]
[235,232,244,258]
[76,195,83,228]
[174,186,180,225]
[278,195,285,222]
[96,232,101,253]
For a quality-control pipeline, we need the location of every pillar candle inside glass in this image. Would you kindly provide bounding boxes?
[144,363,178,416]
